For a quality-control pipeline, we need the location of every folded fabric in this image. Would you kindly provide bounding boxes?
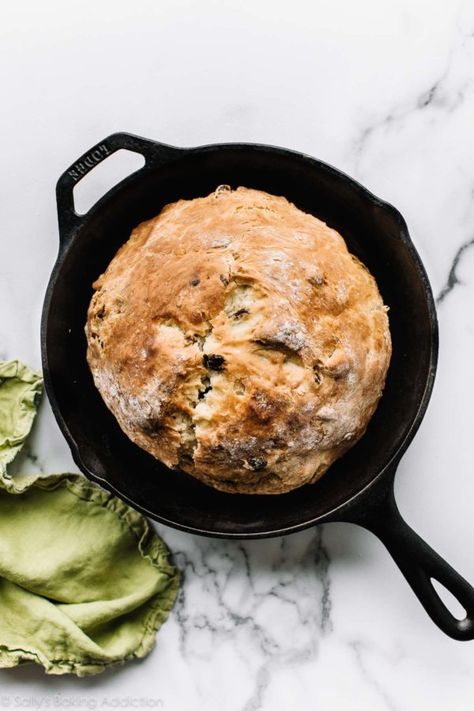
[0,360,179,676]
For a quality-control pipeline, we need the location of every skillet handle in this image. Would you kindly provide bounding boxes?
[56,132,182,244]
[346,474,474,640]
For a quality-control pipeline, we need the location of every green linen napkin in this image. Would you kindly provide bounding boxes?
[0,360,179,676]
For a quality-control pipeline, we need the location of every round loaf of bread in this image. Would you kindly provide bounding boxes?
[86,186,391,494]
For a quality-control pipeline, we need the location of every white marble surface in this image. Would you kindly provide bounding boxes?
[1,0,474,708]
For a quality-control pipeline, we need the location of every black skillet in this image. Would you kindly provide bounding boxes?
[41,132,474,640]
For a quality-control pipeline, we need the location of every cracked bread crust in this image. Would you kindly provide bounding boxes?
[85,186,392,494]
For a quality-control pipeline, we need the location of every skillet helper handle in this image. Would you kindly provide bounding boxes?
[56,132,181,244]
[349,477,474,640]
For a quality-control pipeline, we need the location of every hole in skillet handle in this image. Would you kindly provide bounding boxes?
[430,578,467,621]
[73,149,145,215]
[55,132,183,247]
[343,467,474,640]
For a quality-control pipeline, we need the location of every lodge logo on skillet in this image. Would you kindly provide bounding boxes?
[67,144,111,182]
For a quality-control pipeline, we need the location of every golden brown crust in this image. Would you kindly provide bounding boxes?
[85,186,392,494]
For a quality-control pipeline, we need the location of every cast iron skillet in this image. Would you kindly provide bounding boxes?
[42,132,474,640]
